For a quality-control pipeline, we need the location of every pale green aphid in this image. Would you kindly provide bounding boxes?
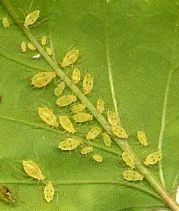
[31,71,56,88]
[44,181,54,203]
[38,107,58,128]
[107,110,119,127]
[137,131,148,147]
[86,127,101,140]
[102,132,112,147]
[144,151,162,166]
[24,10,40,28]
[2,17,9,28]
[41,35,47,46]
[96,99,105,114]
[83,73,93,94]
[123,170,144,181]
[60,48,80,68]
[46,47,53,56]
[21,41,27,52]
[59,115,75,134]
[111,125,128,139]
[56,95,77,107]
[71,68,81,84]
[0,185,15,203]
[58,138,81,151]
[80,146,93,155]
[27,42,36,51]
[73,112,93,123]
[22,160,45,181]
[92,154,103,163]
[54,81,65,96]
[70,103,86,113]
[121,152,135,169]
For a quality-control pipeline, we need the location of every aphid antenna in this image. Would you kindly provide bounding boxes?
[8,163,28,178]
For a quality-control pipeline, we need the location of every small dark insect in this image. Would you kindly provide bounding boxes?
[0,96,2,103]
[0,185,15,203]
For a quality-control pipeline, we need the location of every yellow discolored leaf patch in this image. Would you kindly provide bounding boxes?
[22,160,45,181]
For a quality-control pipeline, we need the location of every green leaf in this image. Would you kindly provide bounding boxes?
[0,0,179,210]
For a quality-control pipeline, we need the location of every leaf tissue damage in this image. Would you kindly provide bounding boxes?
[1,2,178,210]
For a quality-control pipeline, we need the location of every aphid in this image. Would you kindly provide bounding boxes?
[2,17,9,28]
[123,170,144,181]
[92,154,103,163]
[27,42,36,51]
[71,68,81,84]
[0,185,15,203]
[111,125,128,139]
[24,10,40,28]
[82,73,93,94]
[56,95,77,107]
[73,112,93,123]
[41,35,47,46]
[107,110,119,127]
[121,152,135,169]
[38,107,58,128]
[137,131,148,147]
[54,81,65,96]
[60,48,80,68]
[176,186,179,205]
[21,41,27,52]
[46,47,53,56]
[144,151,162,166]
[58,138,81,151]
[22,160,45,181]
[32,53,41,59]
[96,99,105,114]
[31,71,56,88]
[102,132,112,147]
[86,127,101,140]
[59,115,75,133]
[80,146,93,155]
[70,103,86,113]
[44,181,54,203]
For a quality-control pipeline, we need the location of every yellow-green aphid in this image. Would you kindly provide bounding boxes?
[123,170,144,181]
[59,115,75,134]
[137,131,148,147]
[107,110,119,126]
[24,10,40,28]
[86,127,101,140]
[111,125,128,139]
[121,152,135,169]
[27,42,36,51]
[21,41,27,52]
[41,35,47,46]
[80,146,93,155]
[102,132,112,147]
[83,73,93,94]
[58,138,81,151]
[38,107,58,128]
[73,112,93,123]
[96,99,105,114]
[54,81,65,96]
[22,160,45,181]
[0,185,15,203]
[71,68,81,84]
[92,154,103,163]
[70,103,86,113]
[44,181,54,203]
[144,151,162,166]
[46,47,53,56]
[31,71,56,88]
[56,95,77,107]
[60,48,80,68]
[2,17,9,28]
